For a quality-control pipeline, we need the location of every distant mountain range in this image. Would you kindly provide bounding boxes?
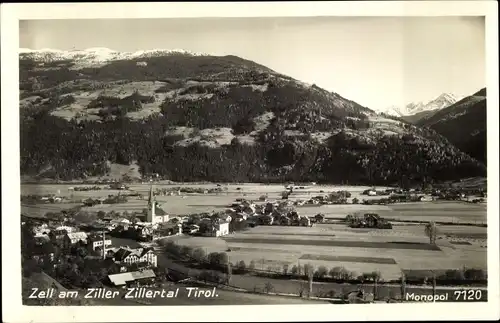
[19,48,485,184]
[417,88,487,164]
[19,47,209,68]
[381,93,462,122]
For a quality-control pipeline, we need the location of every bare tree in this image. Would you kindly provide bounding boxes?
[263,282,274,294]
[432,271,437,297]
[226,261,232,285]
[400,272,406,302]
[425,221,438,244]
[371,271,381,300]
[307,264,314,298]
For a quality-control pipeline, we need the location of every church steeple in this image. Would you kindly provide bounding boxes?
[148,185,154,208]
[147,185,155,222]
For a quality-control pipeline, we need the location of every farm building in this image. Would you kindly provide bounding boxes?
[362,189,377,196]
[108,269,156,287]
[109,247,158,267]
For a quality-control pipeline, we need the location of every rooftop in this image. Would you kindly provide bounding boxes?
[108,269,156,286]
[113,247,154,261]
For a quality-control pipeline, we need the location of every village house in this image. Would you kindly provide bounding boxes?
[363,189,377,196]
[62,232,88,249]
[34,235,50,245]
[109,247,158,267]
[213,211,232,223]
[34,223,51,236]
[279,216,292,226]
[418,195,434,202]
[156,222,182,236]
[314,213,325,223]
[233,212,247,222]
[260,214,274,225]
[87,234,112,251]
[299,216,311,227]
[202,220,230,237]
[54,225,75,233]
[183,224,199,234]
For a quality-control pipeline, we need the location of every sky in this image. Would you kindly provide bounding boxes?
[19,17,485,111]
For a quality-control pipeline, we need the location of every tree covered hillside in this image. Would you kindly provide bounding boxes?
[20,51,486,185]
[418,88,487,164]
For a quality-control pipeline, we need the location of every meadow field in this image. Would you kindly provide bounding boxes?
[168,222,487,282]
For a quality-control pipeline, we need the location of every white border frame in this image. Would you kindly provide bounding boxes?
[1,2,499,322]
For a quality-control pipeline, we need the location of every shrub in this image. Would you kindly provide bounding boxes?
[444,269,465,281]
[249,260,256,271]
[164,242,181,256]
[282,264,289,275]
[263,282,274,294]
[291,265,299,275]
[329,266,343,279]
[197,270,210,282]
[315,266,328,279]
[180,245,193,257]
[191,248,206,263]
[362,272,373,281]
[303,264,314,277]
[236,260,247,273]
[207,252,223,267]
[464,268,487,280]
[371,270,382,282]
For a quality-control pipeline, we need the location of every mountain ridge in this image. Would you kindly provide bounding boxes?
[20,47,209,58]
[381,93,462,118]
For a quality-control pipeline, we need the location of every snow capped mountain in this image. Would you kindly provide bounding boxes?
[19,47,208,67]
[381,93,462,117]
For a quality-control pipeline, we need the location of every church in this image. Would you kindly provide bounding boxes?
[140,185,169,224]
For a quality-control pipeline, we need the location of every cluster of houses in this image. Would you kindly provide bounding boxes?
[222,198,312,227]
[21,194,67,204]
[27,186,173,273]
[32,225,159,269]
[365,187,487,204]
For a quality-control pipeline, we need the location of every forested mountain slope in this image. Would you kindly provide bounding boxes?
[19,49,486,184]
[417,88,487,164]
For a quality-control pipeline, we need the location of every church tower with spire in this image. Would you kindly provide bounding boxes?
[146,185,156,223]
